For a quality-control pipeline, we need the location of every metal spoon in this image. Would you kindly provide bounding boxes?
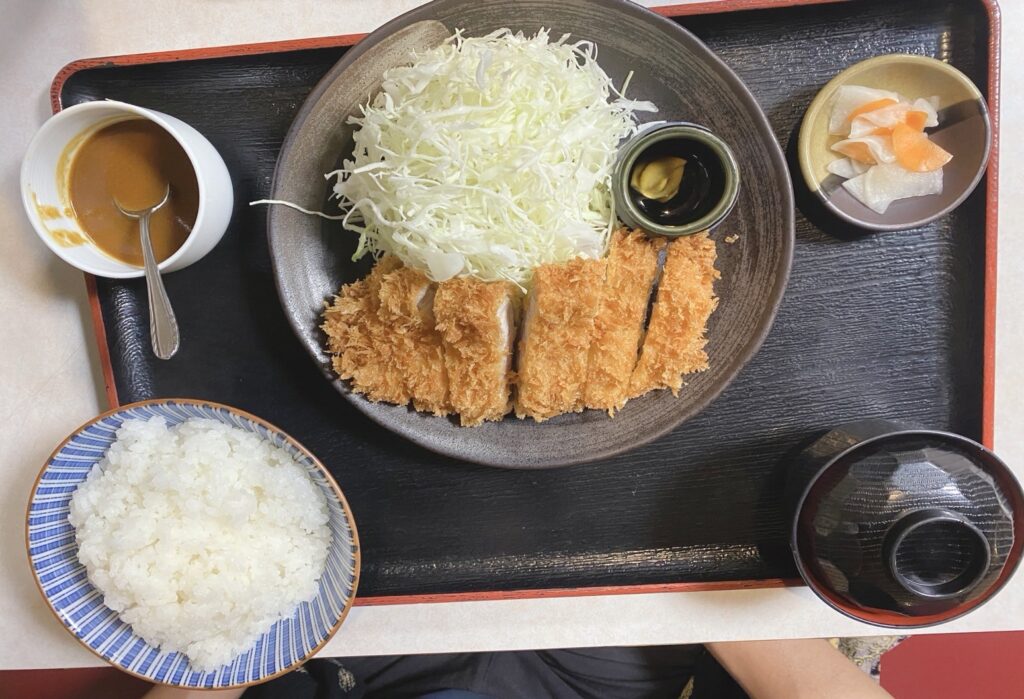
[114,185,179,359]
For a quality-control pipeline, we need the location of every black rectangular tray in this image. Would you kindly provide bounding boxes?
[58,0,997,602]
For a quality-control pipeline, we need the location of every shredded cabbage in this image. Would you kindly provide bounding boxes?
[330,28,657,285]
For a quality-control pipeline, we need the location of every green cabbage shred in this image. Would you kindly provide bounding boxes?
[330,28,657,285]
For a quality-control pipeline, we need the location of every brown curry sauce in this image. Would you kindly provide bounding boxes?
[67,119,199,266]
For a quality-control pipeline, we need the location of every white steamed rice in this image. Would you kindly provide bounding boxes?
[69,417,331,671]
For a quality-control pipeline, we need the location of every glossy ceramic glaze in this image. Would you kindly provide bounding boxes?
[789,419,1023,627]
[266,0,794,468]
[798,54,990,231]
[614,122,740,237]
[26,399,360,688]
[21,100,233,278]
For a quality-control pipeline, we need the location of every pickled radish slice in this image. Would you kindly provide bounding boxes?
[912,97,940,125]
[842,163,942,214]
[892,123,953,172]
[828,85,901,135]
[825,86,950,213]
[826,157,870,179]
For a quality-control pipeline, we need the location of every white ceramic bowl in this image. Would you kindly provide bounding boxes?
[21,100,234,278]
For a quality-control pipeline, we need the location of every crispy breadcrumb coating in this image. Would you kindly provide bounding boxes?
[583,229,662,415]
[377,267,451,416]
[322,256,408,405]
[628,232,719,397]
[515,258,606,421]
[434,278,518,427]
[322,230,720,425]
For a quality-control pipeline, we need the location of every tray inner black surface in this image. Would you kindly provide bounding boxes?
[63,0,989,597]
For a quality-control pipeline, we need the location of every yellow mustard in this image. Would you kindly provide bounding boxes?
[630,156,687,202]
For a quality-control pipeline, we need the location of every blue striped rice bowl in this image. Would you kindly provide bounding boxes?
[26,399,360,688]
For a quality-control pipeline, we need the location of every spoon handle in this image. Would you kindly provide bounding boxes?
[139,212,180,359]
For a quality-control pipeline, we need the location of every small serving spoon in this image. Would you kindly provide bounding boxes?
[114,185,179,359]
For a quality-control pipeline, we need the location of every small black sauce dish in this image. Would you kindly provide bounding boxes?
[613,122,740,236]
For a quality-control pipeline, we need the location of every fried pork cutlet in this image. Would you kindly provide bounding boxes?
[583,229,662,415]
[628,232,719,397]
[515,258,606,422]
[377,267,450,416]
[434,278,518,427]
[322,256,408,405]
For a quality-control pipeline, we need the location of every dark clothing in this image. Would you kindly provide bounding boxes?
[242,645,748,699]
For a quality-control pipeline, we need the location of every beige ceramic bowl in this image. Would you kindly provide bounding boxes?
[798,54,990,231]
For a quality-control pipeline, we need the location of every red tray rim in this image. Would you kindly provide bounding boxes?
[51,0,1000,607]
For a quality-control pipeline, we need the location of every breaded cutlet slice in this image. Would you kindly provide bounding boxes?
[583,229,662,415]
[377,267,451,416]
[628,232,719,397]
[515,257,606,422]
[434,278,518,427]
[321,255,409,405]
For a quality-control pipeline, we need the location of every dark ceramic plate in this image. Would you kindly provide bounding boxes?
[267,0,795,468]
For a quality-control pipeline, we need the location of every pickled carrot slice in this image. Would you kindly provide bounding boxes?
[847,98,898,122]
[834,140,878,164]
[892,123,952,172]
[904,110,928,131]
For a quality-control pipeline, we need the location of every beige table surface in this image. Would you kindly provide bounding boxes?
[2,0,1022,671]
